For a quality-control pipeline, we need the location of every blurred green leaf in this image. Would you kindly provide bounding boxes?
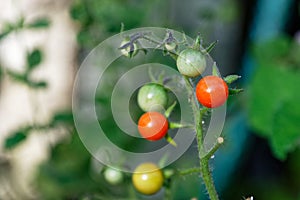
[0,67,2,81]
[36,133,102,199]
[27,18,50,29]
[28,80,47,89]
[271,101,300,160]
[229,88,243,95]
[27,49,42,70]
[70,1,89,23]
[7,70,28,83]
[53,112,73,124]
[5,131,27,149]
[0,30,10,41]
[16,17,25,29]
[252,36,291,64]
[224,74,241,84]
[248,65,300,160]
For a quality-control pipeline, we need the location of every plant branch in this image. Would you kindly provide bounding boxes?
[177,167,201,176]
[200,158,219,200]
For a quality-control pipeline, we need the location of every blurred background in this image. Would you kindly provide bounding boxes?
[0,0,299,199]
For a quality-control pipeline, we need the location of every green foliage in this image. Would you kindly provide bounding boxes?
[5,131,28,149]
[0,17,50,42]
[27,49,42,70]
[26,18,51,29]
[36,133,99,200]
[69,0,150,49]
[272,101,300,160]
[0,17,50,88]
[7,70,47,89]
[4,112,73,150]
[248,35,300,160]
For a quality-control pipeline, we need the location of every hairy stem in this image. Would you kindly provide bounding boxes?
[200,158,219,200]
[178,167,201,176]
[183,76,219,200]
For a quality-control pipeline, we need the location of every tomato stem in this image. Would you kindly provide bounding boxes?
[177,167,201,176]
[169,122,193,129]
[200,158,219,200]
[204,137,224,160]
[183,75,220,200]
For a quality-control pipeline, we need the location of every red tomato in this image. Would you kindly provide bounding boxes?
[196,76,229,108]
[138,112,168,141]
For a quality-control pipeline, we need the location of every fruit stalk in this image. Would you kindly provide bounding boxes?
[183,76,219,200]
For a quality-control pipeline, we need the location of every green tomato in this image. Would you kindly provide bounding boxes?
[120,39,138,58]
[176,48,206,77]
[103,167,123,185]
[132,162,164,195]
[137,83,168,112]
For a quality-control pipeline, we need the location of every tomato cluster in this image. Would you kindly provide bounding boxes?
[118,32,240,197]
[176,49,229,108]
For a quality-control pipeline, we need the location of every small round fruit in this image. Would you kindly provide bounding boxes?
[138,112,168,141]
[103,167,123,185]
[120,39,138,58]
[132,162,164,195]
[176,48,206,77]
[137,83,168,112]
[195,76,229,108]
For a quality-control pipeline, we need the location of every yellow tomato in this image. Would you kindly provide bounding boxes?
[132,162,164,195]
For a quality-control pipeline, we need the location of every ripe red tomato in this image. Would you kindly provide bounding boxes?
[196,76,229,108]
[138,112,168,141]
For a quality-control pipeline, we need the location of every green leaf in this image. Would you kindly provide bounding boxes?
[165,134,177,147]
[212,62,221,77]
[224,74,241,84]
[7,70,28,83]
[0,30,10,41]
[270,101,300,160]
[248,65,299,136]
[252,36,291,64]
[204,40,218,54]
[165,101,177,118]
[248,65,300,159]
[28,80,47,89]
[52,112,74,124]
[27,18,50,29]
[70,2,89,23]
[27,49,42,70]
[228,88,243,95]
[5,131,27,149]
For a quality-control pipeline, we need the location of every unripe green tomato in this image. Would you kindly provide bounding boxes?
[103,167,123,185]
[165,42,177,51]
[176,48,206,77]
[120,39,138,58]
[132,162,164,195]
[137,83,168,112]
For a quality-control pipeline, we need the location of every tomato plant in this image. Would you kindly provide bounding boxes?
[132,162,164,195]
[120,38,138,58]
[176,48,206,77]
[137,111,169,141]
[195,75,229,108]
[165,41,177,51]
[137,83,168,112]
